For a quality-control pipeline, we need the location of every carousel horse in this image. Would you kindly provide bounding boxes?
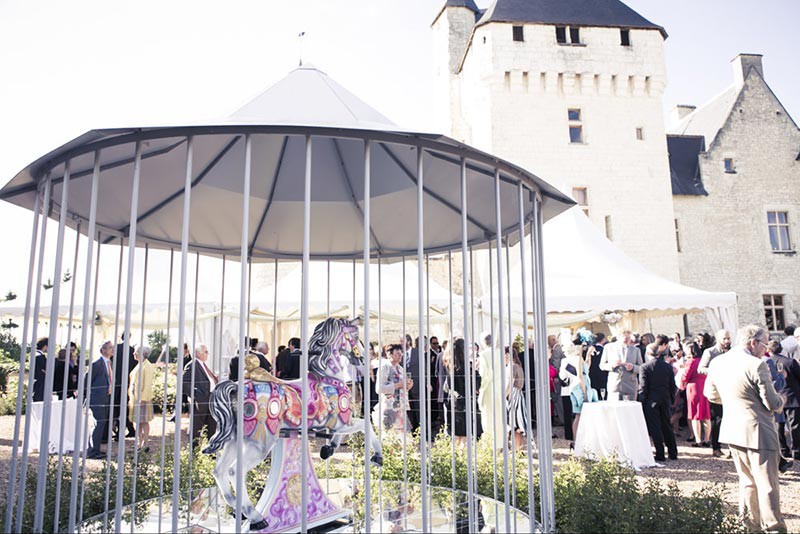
[203,317,382,530]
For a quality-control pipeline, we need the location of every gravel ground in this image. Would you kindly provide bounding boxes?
[0,415,797,531]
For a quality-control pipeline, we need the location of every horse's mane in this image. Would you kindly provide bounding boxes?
[308,318,345,377]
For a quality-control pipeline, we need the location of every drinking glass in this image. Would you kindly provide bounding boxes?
[600,388,606,401]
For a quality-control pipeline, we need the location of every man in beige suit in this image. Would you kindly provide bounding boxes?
[704,325,786,532]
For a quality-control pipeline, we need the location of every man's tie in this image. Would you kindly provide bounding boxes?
[202,361,218,388]
[106,359,113,395]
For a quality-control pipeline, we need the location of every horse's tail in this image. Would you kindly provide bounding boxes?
[203,380,237,454]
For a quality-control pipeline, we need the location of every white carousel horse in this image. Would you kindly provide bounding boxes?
[203,317,382,531]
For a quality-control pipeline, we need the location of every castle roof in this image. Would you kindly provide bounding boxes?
[475,0,667,38]
[666,135,707,196]
[443,0,480,12]
[668,85,738,149]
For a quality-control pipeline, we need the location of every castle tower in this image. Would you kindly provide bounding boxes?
[433,0,681,283]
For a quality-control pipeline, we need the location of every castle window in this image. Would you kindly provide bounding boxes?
[569,27,581,44]
[767,211,792,252]
[512,26,524,42]
[724,158,736,173]
[635,127,644,141]
[674,219,681,252]
[556,26,567,44]
[763,294,786,333]
[568,108,583,143]
[605,215,613,240]
[620,29,631,46]
[572,187,588,216]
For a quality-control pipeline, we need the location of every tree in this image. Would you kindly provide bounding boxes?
[147,330,178,362]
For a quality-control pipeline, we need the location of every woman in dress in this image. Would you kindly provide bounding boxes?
[128,346,155,452]
[375,344,412,433]
[559,341,598,446]
[505,343,528,450]
[444,338,468,446]
[681,340,711,447]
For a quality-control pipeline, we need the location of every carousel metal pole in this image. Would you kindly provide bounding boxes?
[300,134,312,533]
[362,139,372,533]
[114,141,143,531]
[187,251,200,528]
[53,219,81,531]
[16,174,50,533]
[77,231,102,529]
[157,249,175,532]
[130,244,149,532]
[518,184,537,532]
[273,258,278,368]
[531,194,554,532]
[459,158,476,532]
[377,255,383,534]
[488,242,499,516]
[234,134,252,533]
[325,259,330,493]
[505,237,518,530]
[33,161,71,533]
[493,169,511,532]
[5,184,42,533]
[218,255,226,376]
[447,250,456,522]
[400,255,408,529]
[173,136,194,533]
[416,146,429,534]
[103,240,124,531]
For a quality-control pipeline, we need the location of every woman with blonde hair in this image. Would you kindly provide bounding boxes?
[129,345,155,452]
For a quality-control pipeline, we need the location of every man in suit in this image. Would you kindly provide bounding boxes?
[113,332,137,440]
[31,337,49,402]
[704,324,786,532]
[276,338,301,380]
[772,348,800,461]
[183,344,218,448]
[599,330,642,401]
[698,329,732,457]
[87,341,114,459]
[781,324,798,360]
[229,341,271,381]
[406,336,425,432]
[638,334,678,461]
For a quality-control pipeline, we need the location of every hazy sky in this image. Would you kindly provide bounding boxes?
[0,0,797,299]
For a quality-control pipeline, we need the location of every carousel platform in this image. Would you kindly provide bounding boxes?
[80,478,535,533]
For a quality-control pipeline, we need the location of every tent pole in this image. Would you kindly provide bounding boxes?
[114,141,143,531]
[34,162,70,533]
[173,136,194,533]
[518,183,537,533]
[6,182,42,533]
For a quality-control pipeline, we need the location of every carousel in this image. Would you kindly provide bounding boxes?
[0,65,572,533]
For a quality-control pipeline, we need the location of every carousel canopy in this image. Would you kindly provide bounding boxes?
[0,65,573,260]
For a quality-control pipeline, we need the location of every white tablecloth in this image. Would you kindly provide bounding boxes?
[573,400,655,469]
[29,398,92,454]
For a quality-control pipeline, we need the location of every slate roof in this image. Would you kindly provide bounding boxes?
[668,85,738,149]
[667,135,708,196]
[475,0,667,37]
[444,0,480,11]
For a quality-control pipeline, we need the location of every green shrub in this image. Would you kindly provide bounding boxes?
[0,332,21,363]
[151,367,177,414]
[0,375,24,416]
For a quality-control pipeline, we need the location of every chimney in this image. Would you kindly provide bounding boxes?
[671,104,696,125]
[732,53,764,88]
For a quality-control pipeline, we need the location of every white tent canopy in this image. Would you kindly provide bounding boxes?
[477,207,738,332]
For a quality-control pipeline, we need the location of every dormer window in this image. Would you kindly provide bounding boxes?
[512,26,524,42]
[556,26,582,45]
[620,29,631,46]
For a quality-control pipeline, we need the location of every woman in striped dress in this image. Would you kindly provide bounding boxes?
[506,343,528,450]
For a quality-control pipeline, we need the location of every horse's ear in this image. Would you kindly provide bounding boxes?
[350,316,364,327]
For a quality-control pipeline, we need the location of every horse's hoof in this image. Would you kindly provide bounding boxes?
[249,519,268,532]
[370,454,383,467]
[320,444,335,460]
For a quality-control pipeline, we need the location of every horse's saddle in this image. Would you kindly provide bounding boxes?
[243,354,286,384]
